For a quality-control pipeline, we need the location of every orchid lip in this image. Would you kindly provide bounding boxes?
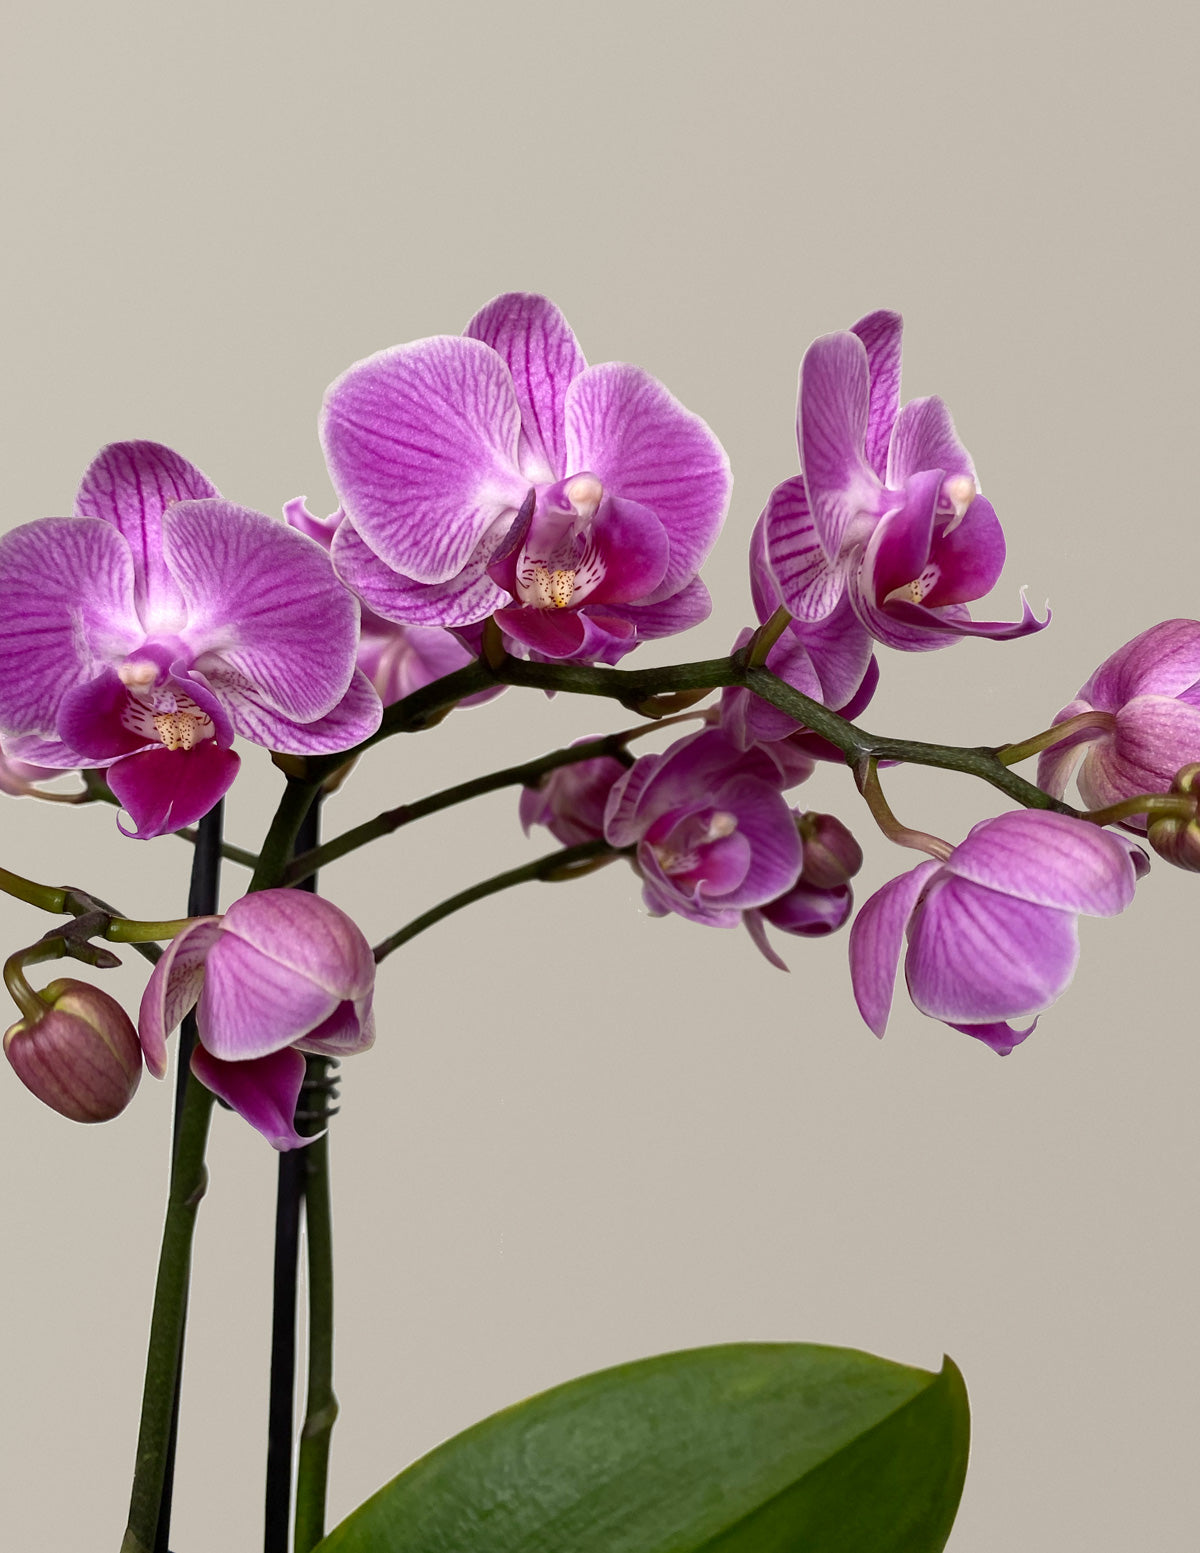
[513,472,608,610]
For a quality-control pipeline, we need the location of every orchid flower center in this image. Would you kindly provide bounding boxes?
[117,660,214,752]
[515,473,606,611]
[653,810,739,876]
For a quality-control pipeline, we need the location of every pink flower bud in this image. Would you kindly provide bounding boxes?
[4,978,142,1123]
[797,812,864,890]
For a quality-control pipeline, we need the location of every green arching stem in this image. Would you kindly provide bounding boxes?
[120,1073,216,1553]
[250,778,322,893]
[3,944,58,1023]
[993,708,1117,767]
[1078,792,1197,829]
[856,760,954,861]
[373,839,620,963]
[0,864,68,914]
[283,713,703,888]
[106,916,194,944]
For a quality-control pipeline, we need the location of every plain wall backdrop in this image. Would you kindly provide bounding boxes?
[2,3,1197,1548]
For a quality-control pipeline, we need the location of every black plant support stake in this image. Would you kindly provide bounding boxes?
[264,793,323,1553]
[153,799,224,1553]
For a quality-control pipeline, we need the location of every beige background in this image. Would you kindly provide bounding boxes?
[2,2,1198,1547]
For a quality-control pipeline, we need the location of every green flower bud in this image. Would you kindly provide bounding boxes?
[3,978,142,1123]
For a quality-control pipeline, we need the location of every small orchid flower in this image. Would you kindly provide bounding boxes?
[0,442,382,838]
[720,508,878,760]
[761,310,1045,650]
[849,810,1145,1054]
[321,292,731,664]
[604,729,803,926]
[1037,619,1200,822]
[138,890,375,1150]
[284,499,500,708]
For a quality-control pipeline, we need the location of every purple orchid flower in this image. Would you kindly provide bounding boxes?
[0,443,382,838]
[138,889,375,1150]
[720,507,879,760]
[849,810,1146,1054]
[284,498,500,708]
[744,811,864,968]
[519,743,628,847]
[604,728,803,926]
[320,292,731,665]
[1037,619,1200,823]
[761,310,1046,650]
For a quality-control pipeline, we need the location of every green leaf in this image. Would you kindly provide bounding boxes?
[314,1343,969,1553]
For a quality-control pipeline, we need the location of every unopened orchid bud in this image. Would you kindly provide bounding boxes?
[797,812,864,890]
[4,978,142,1123]
[1147,763,1200,872]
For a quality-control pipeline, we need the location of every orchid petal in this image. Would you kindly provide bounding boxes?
[850,311,904,477]
[58,670,152,760]
[1084,618,1200,707]
[0,518,140,735]
[136,917,223,1078]
[221,890,375,1000]
[707,774,803,907]
[760,477,845,622]
[464,292,586,482]
[848,861,941,1037]
[108,743,240,839]
[564,362,731,602]
[75,441,216,621]
[1077,697,1200,812]
[922,497,1006,606]
[213,668,382,754]
[858,470,941,603]
[585,496,670,604]
[798,331,879,562]
[743,910,791,971]
[191,1045,309,1151]
[322,335,528,581]
[944,810,1139,914]
[295,998,376,1058]
[886,396,975,488]
[907,876,1079,1022]
[166,499,358,720]
[332,513,508,628]
[1035,700,1103,799]
[595,577,712,641]
[197,935,341,1060]
[946,1018,1037,1056]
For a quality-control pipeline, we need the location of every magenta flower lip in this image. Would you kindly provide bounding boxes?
[761,310,1047,651]
[321,292,730,664]
[0,442,382,838]
[849,810,1145,1054]
[139,890,376,1150]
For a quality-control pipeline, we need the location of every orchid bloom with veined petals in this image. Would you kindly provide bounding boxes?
[762,309,1046,651]
[849,810,1146,1054]
[138,890,375,1150]
[0,442,382,838]
[321,292,731,665]
[1037,619,1200,822]
[604,729,804,926]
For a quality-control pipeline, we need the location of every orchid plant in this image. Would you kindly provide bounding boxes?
[3,293,1196,1553]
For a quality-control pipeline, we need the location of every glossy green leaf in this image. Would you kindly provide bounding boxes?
[314,1343,969,1552]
